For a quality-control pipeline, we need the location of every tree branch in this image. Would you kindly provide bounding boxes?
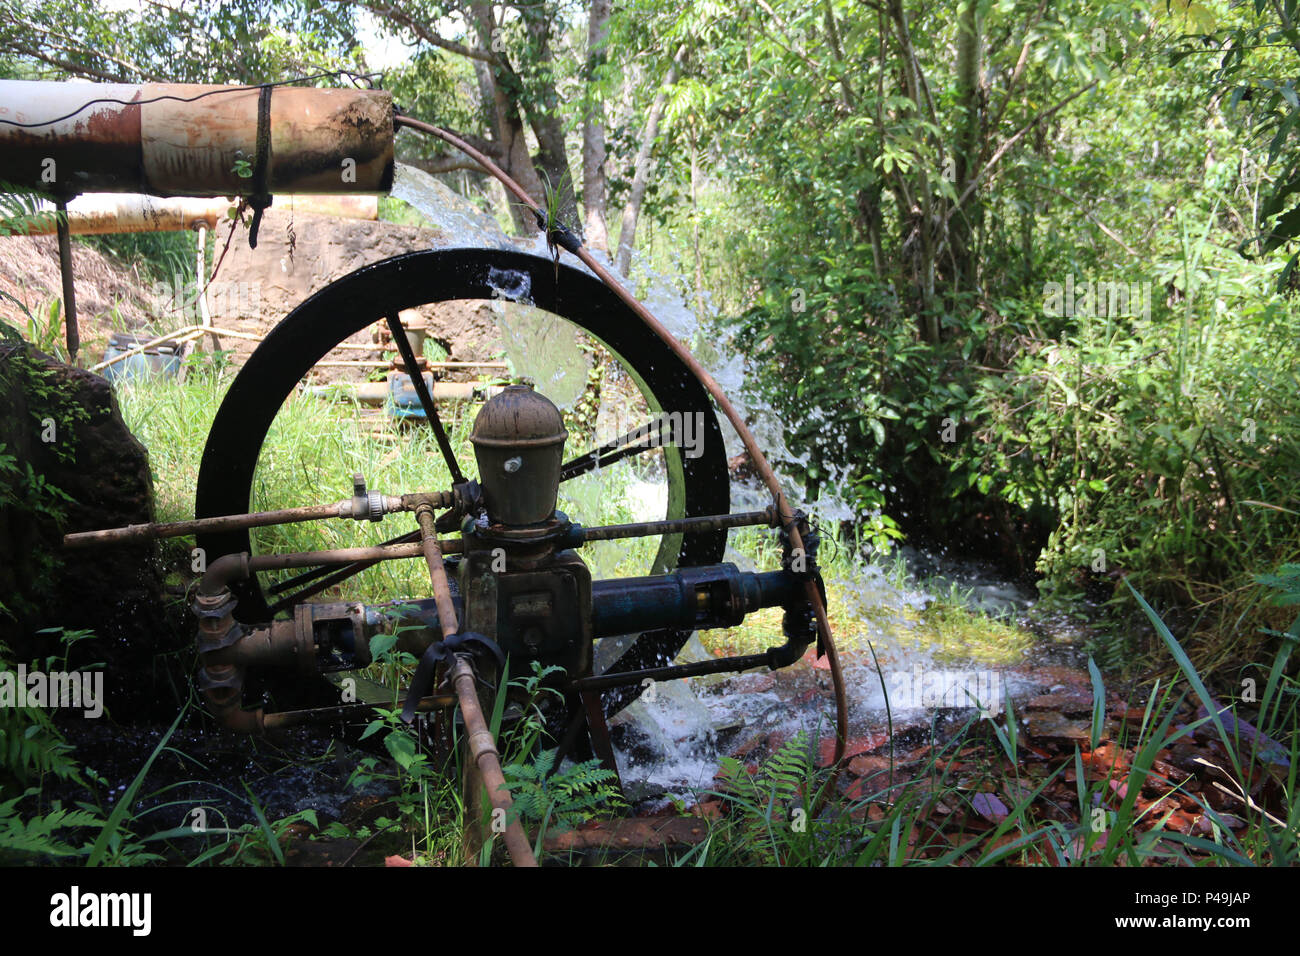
[404,155,491,175]
[945,80,1098,225]
[332,0,498,64]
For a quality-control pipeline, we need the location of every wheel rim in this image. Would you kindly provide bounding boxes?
[195,248,730,693]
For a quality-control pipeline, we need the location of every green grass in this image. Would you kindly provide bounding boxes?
[114,368,674,602]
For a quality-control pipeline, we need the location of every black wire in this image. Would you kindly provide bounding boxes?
[0,70,382,129]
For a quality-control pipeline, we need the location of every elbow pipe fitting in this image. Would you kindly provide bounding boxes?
[198,551,251,596]
[194,552,268,732]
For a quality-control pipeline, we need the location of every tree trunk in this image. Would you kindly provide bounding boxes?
[519,4,578,225]
[582,0,612,250]
[466,1,546,234]
[615,44,687,275]
[950,0,984,293]
[690,127,704,316]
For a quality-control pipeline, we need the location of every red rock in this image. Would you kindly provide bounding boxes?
[819,732,889,765]
[1017,665,1091,693]
[848,754,894,777]
[1024,711,1091,743]
[1084,742,1132,773]
[691,799,724,820]
[385,855,414,867]
[801,648,831,671]
[1159,809,1197,834]
[1026,690,1094,715]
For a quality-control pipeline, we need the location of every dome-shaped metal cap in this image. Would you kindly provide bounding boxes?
[470,386,568,526]
[470,385,567,449]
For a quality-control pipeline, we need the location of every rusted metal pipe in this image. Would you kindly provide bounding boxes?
[449,655,538,867]
[11,193,381,237]
[0,80,394,197]
[416,504,459,637]
[63,495,411,548]
[54,199,78,361]
[575,508,776,544]
[262,695,456,729]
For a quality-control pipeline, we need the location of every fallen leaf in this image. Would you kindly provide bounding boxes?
[970,791,1009,823]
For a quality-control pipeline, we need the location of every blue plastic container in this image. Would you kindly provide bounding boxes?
[101,332,182,383]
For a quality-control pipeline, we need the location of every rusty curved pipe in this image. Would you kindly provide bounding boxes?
[394,114,849,772]
[449,656,538,868]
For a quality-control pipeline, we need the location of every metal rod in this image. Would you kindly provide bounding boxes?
[55,200,79,361]
[64,500,350,548]
[577,508,775,543]
[63,491,452,548]
[566,652,770,693]
[449,655,537,867]
[244,539,466,574]
[262,694,456,728]
[266,530,423,613]
[559,417,663,482]
[323,347,507,366]
[386,312,466,484]
[311,359,512,369]
[268,528,419,595]
[313,360,400,368]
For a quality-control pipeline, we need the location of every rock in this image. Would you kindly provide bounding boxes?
[1025,690,1094,715]
[0,342,170,717]
[970,792,1009,823]
[1023,711,1091,743]
[819,731,889,765]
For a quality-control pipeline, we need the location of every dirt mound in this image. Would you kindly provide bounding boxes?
[0,233,158,362]
[0,210,509,376]
[205,208,506,378]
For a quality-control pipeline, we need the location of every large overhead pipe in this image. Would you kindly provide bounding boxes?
[10,192,379,236]
[0,80,394,198]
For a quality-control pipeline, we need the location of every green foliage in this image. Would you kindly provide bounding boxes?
[79,229,196,293]
[493,661,624,849]
[707,732,825,865]
[0,637,83,792]
[0,348,86,620]
[0,0,364,85]
[502,748,621,833]
[0,188,61,237]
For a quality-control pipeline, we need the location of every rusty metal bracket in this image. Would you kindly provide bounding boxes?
[245,84,273,248]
